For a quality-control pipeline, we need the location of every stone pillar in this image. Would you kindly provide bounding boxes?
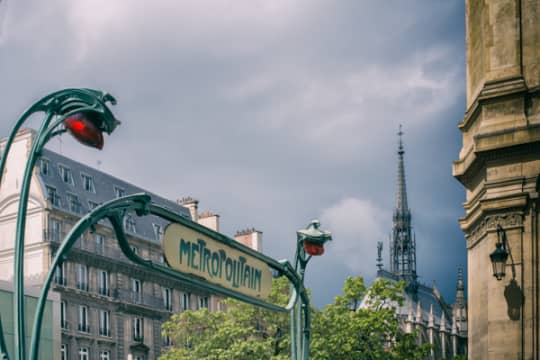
[451,315,459,358]
[439,312,447,359]
[454,1,540,358]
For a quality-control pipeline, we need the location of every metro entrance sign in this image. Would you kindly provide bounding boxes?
[0,88,332,360]
[163,222,273,300]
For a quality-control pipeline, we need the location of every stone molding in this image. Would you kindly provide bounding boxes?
[465,212,524,249]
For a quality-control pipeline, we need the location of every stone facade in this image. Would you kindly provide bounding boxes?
[0,129,262,359]
[453,1,540,358]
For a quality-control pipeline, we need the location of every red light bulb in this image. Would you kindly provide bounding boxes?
[64,113,104,150]
[303,241,325,256]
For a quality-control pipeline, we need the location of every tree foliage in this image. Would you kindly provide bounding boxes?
[159,276,431,360]
[160,276,290,360]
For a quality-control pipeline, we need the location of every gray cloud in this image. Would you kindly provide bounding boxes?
[0,0,467,306]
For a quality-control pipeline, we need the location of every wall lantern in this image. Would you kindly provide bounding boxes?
[490,225,510,280]
[297,220,332,256]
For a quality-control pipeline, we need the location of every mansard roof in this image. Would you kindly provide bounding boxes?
[37,148,191,243]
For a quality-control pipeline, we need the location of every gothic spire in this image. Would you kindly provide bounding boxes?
[390,125,417,284]
[396,124,408,213]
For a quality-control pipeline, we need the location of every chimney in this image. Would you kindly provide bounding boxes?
[177,197,199,222]
[234,228,263,252]
[198,211,220,232]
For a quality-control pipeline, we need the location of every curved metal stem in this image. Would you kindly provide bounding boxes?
[29,194,306,359]
[0,88,118,360]
[13,112,54,360]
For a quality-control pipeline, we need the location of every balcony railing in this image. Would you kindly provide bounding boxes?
[99,327,111,337]
[54,276,67,286]
[133,335,144,343]
[77,282,89,291]
[114,289,164,309]
[98,287,110,297]
[78,324,90,333]
[44,229,66,243]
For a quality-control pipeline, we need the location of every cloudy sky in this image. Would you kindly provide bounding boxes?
[0,1,467,307]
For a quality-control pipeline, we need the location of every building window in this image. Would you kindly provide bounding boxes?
[67,193,81,213]
[114,185,125,198]
[77,264,88,291]
[61,344,68,360]
[60,301,67,329]
[99,310,110,337]
[133,317,144,342]
[46,186,61,207]
[124,214,136,233]
[49,219,62,242]
[99,351,110,360]
[95,234,104,254]
[98,270,109,296]
[55,261,67,286]
[78,347,89,360]
[40,158,49,176]
[163,288,172,311]
[81,173,95,193]
[132,279,142,303]
[153,224,163,241]
[163,334,172,347]
[88,201,99,210]
[58,164,74,185]
[131,245,139,255]
[198,296,209,310]
[78,305,89,333]
[182,292,191,311]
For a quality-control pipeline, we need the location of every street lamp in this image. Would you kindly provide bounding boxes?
[297,219,332,256]
[490,225,511,280]
[0,89,119,360]
[291,220,332,360]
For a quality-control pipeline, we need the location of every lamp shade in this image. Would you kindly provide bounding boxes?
[64,112,104,149]
[490,242,508,280]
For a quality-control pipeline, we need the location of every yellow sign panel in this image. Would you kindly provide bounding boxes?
[163,223,273,300]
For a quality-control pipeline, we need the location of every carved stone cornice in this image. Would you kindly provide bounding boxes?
[465,212,524,249]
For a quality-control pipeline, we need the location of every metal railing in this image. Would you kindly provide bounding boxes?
[114,289,164,309]
[98,287,110,297]
[76,282,88,291]
[77,324,90,333]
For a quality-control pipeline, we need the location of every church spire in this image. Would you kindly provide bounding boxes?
[396,125,408,213]
[390,125,417,285]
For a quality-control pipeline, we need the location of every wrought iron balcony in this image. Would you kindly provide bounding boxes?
[77,324,90,333]
[133,335,144,343]
[54,276,67,286]
[114,289,164,309]
[98,287,110,297]
[99,327,111,337]
[77,282,89,291]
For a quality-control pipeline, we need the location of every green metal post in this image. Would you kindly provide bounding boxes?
[13,114,54,360]
[291,220,332,360]
[29,194,309,359]
[0,89,119,360]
